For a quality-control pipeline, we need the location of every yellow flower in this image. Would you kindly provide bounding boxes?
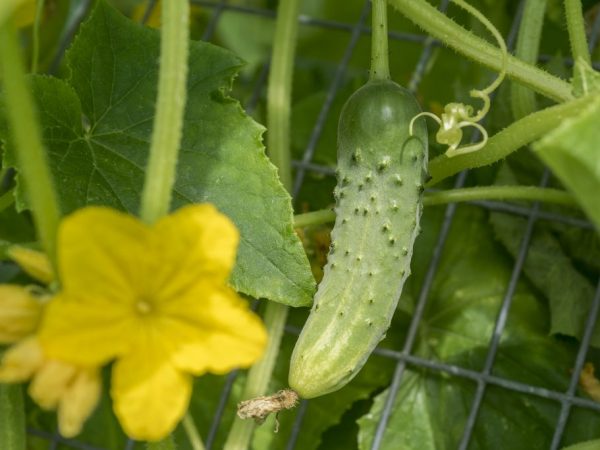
[0,285,43,342]
[7,246,54,284]
[0,337,101,437]
[38,204,267,441]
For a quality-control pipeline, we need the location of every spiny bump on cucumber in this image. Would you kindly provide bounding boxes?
[288,79,428,399]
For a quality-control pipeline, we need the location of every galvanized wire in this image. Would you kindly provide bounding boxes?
[26,0,600,449]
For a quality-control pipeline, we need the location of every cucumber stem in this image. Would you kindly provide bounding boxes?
[386,0,573,102]
[370,0,391,81]
[292,186,578,228]
[423,185,577,207]
[223,304,289,450]
[511,0,547,119]
[565,0,592,67]
[224,0,301,447]
[0,18,61,269]
[182,413,205,450]
[139,0,189,224]
[0,384,25,450]
[146,436,176,450]
[31,0,45,73]
[267,0,300,191]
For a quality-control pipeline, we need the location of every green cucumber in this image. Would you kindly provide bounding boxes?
[288,79,427,398]
[288,0,427,399]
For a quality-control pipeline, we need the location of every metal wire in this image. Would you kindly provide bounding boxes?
[26,0,600,449]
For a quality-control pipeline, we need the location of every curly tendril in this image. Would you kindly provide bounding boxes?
[409,0,508,158]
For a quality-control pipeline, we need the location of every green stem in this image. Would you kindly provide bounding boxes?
[423,185,576,207]
[427,93,597,185]
[0,189,15,213]
[565,0,591,67]
[0,19,61,267]
[386,0,573,102]
[224,1,301,448]
[139,0,189,224]
[223,303,289,450]
[294,209,336,228]
[0,384,25,450]
[292,186,577,227]
[146,435,176,450]
[182,413,205,450]
[370,0,390,80]
[31,0,45,73]
[510,0,547,119]
[266,0,300,190]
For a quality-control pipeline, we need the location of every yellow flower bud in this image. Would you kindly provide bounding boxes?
[0,285,43,343]
[58,369,102,438]
[29,360,78,410]
[0,337,44,382]
[7,246,54,285]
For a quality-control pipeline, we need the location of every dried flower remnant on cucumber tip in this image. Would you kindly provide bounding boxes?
[237,389,299,432]
[409,0,508,157]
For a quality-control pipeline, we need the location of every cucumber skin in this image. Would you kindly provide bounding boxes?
[288,80,428,399]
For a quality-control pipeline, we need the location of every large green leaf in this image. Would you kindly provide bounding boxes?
[490,212,599,346]
[0,1,315,307]
[489,164,599,346]
[534,94,600,232]
[357,207,600,449]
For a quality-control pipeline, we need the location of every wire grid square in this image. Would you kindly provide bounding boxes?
[24,0,600,449]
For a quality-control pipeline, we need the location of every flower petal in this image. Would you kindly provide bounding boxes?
[38,292,133,366]
[28,359,77,410]
[0,285,42,343]
[0,337,44,382]
[58,369,102,438]
[151,204,239,300]
[165,287,267,375]
[7,247,54,284]
[58,207,151,302]
[111,349,191,441]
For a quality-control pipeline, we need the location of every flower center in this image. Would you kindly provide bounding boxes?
[135,299,153,315]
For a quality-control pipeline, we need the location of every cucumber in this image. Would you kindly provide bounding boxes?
[288,79,427,398]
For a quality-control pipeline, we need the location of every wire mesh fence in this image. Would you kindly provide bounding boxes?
[24,0,600,449]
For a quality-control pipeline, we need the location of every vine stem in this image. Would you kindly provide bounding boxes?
[0,385,25,450]
[224,303,289,450]
[224,0,300,448]
[422,185,576,207]
[265,0,301,190]
[31,0,45,73]
[511,0,547,119]
[386,0,573,102]
[146,436,176,450]
[292,186,577,228]
[565,0,591,67]
[370,0,390,80]
[139,0,189,224]
[427,92,597,185]
[0,19,61,267]
[182,413,205,450]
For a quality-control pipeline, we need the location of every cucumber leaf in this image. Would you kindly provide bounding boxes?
[0,0,315,307]
[490,211,600,346]
[563,439,600,450]
[534,94,600,232]
[357,207,600,449]
[489,163,599,346]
